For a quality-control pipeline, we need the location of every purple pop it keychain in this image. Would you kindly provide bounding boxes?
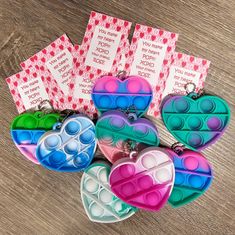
[96,110,160,163]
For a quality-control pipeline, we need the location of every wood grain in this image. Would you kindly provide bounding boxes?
[0,0,235,234]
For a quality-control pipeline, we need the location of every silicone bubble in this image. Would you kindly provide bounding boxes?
[161,94,231,151]
[36,114,97,172]
[92,75,153,117]
[109,147,175,211]
[96,110,160,163]
[10,111,61,164]
[166,149,213,207]
[81,161,137,223]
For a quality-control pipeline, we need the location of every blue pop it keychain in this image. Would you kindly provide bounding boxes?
[161,83,231,151]
[36,113,97,172]
[166,144,213,207]
[91,72,153,117]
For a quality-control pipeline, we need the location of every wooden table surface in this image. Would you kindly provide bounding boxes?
[0,0,234,234]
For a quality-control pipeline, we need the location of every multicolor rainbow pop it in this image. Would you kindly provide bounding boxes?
[11,111,61,164]
[166,148,213,207]
[81,161,137,223]
[36,114,97,172]
[96,110,160,163]
[161,94,230,150]
[109,147,175,211]
[91,75,153,117]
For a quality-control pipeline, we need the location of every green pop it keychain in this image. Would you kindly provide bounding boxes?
[161,83,231,151]
[10,100,62,164]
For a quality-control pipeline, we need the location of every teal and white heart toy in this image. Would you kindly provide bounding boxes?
[81,161,137,223]
[161,91,230,151]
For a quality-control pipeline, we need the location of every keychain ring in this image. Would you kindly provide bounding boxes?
[116,70,127,80]
[171,142,185,154]
[185,82,196,94]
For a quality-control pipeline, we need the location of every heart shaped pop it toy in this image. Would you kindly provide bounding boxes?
[91,75,153,117]
[81,161,137,223]
[166,148,213,208]
[161,94,230,151]
[109,147,175,211]
[96,110,160,163]
[11,111,61,164]
[36,114,97,172]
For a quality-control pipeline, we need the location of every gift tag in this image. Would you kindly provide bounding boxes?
[125,24,178,117]
[6,67,57,113]
[36,114,97,172]
[109,147,175,211]
[67,11,132,117]
[117,40,130,71]
[96,110,160,163]
[161,86,231,150]
[76,11,131,74]
[162,52,210,98]
[81,161,137,223]
[166,147,213,207]
[91,74,153,117]
[11,111,61,164]
[20,34,76,109]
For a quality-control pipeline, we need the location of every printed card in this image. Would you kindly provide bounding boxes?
[66,40,130,118]
[75,11,131,75]
[67,11,132,118]
[162,52,210,97]
[6,67,56,113]
[20,34,75,109]
[117,40,130,71]
[125,24,179,117]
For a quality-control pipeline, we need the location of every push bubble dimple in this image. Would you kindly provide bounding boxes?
[161,93,231,151]
[91,75,153,117]
[11,111,61,164]
[166,148,213,207]
[96,110,160,163]
[81,161,137,223]
[109,147,175,211]
[36,114,97,172]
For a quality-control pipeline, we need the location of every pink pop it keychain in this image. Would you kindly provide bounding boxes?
[109,147,175,211]
[92,71,153,117]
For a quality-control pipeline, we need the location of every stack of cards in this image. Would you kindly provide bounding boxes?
[6,11,210,118]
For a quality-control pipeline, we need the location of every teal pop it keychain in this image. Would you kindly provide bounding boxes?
[81,160,137,223]
[161,83,231,151]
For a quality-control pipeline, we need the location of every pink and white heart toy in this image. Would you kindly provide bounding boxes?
[109,147,175,211]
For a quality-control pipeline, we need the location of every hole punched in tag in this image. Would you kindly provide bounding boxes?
[185,82,204,99]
